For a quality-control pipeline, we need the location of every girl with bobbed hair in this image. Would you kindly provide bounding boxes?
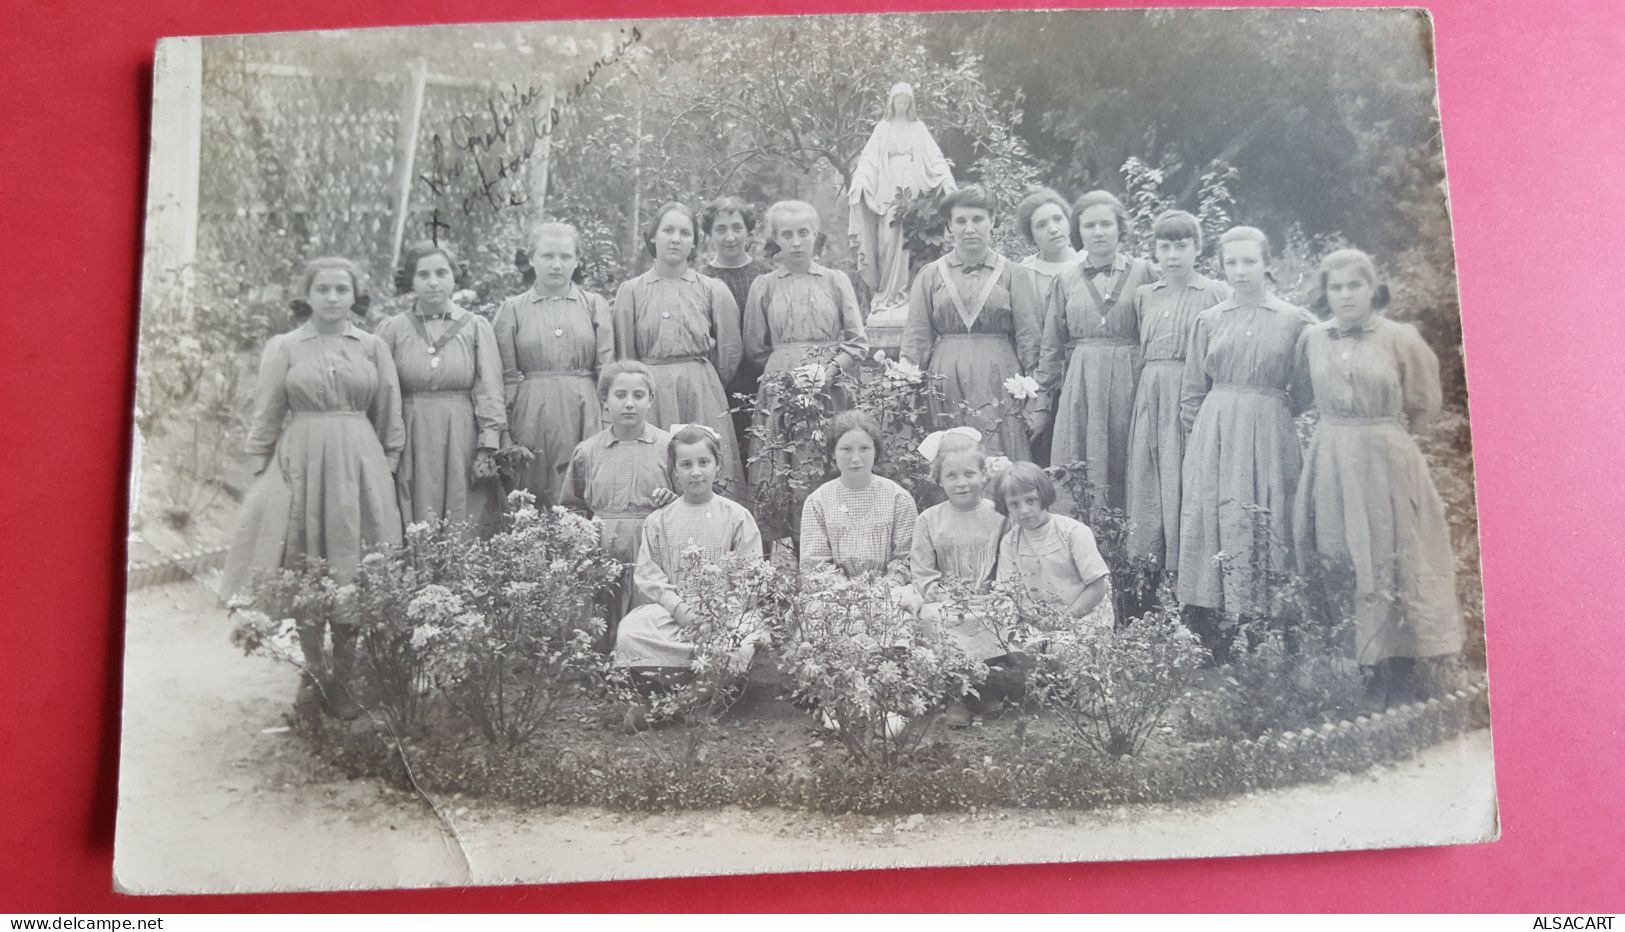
[1032,190,1159,508]
[1177,226,1317,634]
[1292,248,1463,705]
[901,183,1044,462]
[612,201,746,493]
[375,240,506,536]
[222,256,406,720]
[1124,210,1232,576]
[493,222,615,507]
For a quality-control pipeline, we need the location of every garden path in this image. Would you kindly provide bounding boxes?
[114,577,1497,895]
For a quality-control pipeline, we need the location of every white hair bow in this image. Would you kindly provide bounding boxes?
[917,426,982,462]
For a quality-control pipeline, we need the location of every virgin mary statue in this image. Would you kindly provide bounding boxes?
[848,82,957,314]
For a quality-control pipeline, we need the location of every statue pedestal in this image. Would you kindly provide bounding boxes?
[864,300,910,360]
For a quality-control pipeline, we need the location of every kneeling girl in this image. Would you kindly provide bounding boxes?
[613,425,766,672]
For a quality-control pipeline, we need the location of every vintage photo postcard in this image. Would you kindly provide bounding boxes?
[117,7,1497,894]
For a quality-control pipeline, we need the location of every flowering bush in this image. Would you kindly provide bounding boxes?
[934,577,1206,757]
[345,521,473,735]
[746,349,947,545]
[612,551,788,735]
[234,497,620,744]
[782,571,982,768]
[1028,608,1209,757]
[745,350,841,543]
[428,500,621,747]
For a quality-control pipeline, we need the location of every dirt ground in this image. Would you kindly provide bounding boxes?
[113,573,1498,896]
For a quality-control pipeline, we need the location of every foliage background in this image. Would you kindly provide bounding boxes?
[133,9,1481,657]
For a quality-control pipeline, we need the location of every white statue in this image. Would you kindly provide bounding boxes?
[848,82,957,315]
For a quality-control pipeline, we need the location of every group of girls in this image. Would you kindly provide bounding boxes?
[221,180,1463,721]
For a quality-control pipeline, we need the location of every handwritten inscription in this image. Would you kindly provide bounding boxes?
[420,26,643,238]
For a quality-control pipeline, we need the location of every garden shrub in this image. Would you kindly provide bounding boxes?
[782,571,984,768]
[233,498,622,745]
[425,501,620,747]
[608,550,788,750]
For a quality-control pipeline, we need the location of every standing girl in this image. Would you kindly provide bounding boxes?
[1292,249,1463,702]
[375,241,506,536]
[1178,226,1317,624]
[612,202,745,493]
[561,361,676,630]
[222,257,406,719]
[1125,211,1231,575]
[900,184,1044,460]
[613,425,765,672]
[493,222,614,508]
[1015,187,1081,294]
[743,200,869,492]
[799,409,917,584]
[702,196,773,450]
[1032,191,1159,509]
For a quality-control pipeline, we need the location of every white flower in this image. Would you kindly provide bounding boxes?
[1003,374,1041,401]
[984,455,1013,478]
[407,584,465,622]
[451,288,478,305]
[871,349,888,363]
[410,624,443,649]
[883,358,924,385]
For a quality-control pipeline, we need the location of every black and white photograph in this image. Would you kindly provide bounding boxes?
[118,7,1497,894]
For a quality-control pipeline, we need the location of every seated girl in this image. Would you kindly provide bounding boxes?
[994,460,1114,634]
[798,409,917,585]
[613,425,766,676]
[911,428,1006,642]
[910,428,1011,726]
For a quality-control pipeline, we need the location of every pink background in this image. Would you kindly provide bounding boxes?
[1,0,1619,911]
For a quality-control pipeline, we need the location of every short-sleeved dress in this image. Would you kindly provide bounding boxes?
[612,268,744,492]
[614,495,765,669]
[562,422,674,617]
[1035,254,1160,509]
[911,499,1009,660]
[1177,295,1318,614]
[706,257,774,445]
[492,286,614,508]
[1292,316,1463,663]
[374,304,506,536]
[996,513,1115,633]
[1124,275,1231,569]
[743,262,869,491]
[222,322,406,600]
[799,475,918,583]
[902,252,1043,460]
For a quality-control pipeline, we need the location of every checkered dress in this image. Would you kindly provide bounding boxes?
[799,476,917,583]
